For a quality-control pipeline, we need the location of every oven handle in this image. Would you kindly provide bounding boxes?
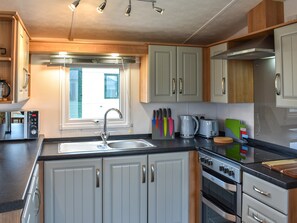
[202,171,237,192]
[202,196,237,222]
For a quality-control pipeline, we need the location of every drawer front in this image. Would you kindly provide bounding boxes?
[242,193,288,223]
[243,172,288,214]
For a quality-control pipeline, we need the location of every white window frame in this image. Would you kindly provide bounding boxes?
[60,65,131,130]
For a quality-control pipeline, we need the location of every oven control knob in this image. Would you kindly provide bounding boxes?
[200,157,205,163]
[219,166,225,172]
[204,158,209,164]
[224,168,229,174]
[229,170,235,176]
[208,160,213,166]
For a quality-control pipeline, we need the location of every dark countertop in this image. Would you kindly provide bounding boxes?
[0,135,44,213]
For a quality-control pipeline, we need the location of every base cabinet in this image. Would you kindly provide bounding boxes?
[44,152,189,223]
[44,159,102,223]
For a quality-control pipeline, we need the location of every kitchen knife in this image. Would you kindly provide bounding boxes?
[156,110,159,129]
[159,108,163,137]
[168,108,173,136]
[163,108,167,137]
[152,110,156,126]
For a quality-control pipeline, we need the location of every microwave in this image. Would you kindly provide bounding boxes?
[0,110,39,140]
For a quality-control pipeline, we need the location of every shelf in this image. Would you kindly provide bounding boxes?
[0,98,12,103]
[0,57,12,62]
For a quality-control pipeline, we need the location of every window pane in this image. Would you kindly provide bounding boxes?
[69,67,120,120]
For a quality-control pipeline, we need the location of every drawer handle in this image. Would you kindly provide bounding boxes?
[275,73,281,96]
[142,165,146,183]
[252,214,264,223]
[151,164,155,183]
[96,168,100,188]
[222,77,226,95]
[172,78,176,94]
[253,186,270,197]
[179,78,183,94]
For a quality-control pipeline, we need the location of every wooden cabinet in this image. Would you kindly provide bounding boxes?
[44,159,102,223]
[0,12,30,104]
[148,152,189,223]
[210,43,254,103]
[274,23,297,108]
[103,155,147,223]
[140,45,203,103]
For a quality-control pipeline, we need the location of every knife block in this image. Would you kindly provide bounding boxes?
[152,119,175,140]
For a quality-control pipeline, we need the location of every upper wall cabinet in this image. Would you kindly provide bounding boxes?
[210,43,254,103]
[0,12,30,104]
[140,45,203,103]
[274,23,297,108]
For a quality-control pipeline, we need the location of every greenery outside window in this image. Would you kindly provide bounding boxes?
[104,74,119,99]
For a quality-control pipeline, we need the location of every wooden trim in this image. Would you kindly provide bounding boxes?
[0,210,21,223]
[139,55,150,103]
[29,41,148,55]
[202,47,210,102]
[38,161,44,223]
[288,188,297,222]
[189,151,199,223]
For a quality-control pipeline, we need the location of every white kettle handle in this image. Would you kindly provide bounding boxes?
[192,116,199,135]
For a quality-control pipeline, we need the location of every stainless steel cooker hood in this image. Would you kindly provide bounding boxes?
[211,35,275,60]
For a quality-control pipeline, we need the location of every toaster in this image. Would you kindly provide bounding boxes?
[198,118,219,138]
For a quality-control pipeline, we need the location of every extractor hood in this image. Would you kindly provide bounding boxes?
[211,35,275,60]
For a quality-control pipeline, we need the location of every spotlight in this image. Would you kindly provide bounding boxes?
[125,0,131,16]
[152,2,164,15]
[68,0,80,11]
[97,0,107,13]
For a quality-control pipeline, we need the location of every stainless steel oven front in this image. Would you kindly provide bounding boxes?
[199,150,242,223]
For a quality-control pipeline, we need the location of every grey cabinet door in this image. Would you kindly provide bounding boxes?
[275,23,297,108]
[103,155,147,223]
[44,159,102,223]
[210,43,228,103]
[177,47,203,102]
[149,45,177,102]
[148,152,189,223]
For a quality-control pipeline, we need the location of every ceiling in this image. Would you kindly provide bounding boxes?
[0,0,263,45]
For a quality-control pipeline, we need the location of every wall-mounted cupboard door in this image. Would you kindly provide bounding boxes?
[16,21,30,102]
[44,159,102,223]
[103,155,147,223]
[148,152,189,223]
[210,43,228,103]
[149,45,177,102]
[177,47,203,102]
[275,23,297,108]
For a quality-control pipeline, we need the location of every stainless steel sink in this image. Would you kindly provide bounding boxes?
[58,139,155,154]
[107,139,155,149]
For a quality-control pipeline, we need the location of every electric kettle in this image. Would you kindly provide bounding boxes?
[179,115,199,139]
[0,80,11,99]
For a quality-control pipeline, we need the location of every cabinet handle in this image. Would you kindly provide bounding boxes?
[23,68,30,89]
[151,164,155,182]
[35,188,41,216]
[275,73,281,96]
[222,77,226,95]
[253,186,270,197]
[142,165,146,183]
[252,214,264,223]
[172,78,176,94]
[179,78,183,94]
[96,169,100,188]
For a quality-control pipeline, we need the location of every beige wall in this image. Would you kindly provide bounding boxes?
[18,55,254,139]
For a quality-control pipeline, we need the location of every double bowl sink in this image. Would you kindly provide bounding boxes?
[59,139,156,154]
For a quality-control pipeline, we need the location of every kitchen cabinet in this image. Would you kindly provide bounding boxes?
[242,172,297,223]
[16,20,30,102]
[140,45,203,103]
[103,155,147,223]
[0,12,30,104]
[274,23,297,108]
[210,43,254,103]
[44,159,102,223]
[148,152,189,223]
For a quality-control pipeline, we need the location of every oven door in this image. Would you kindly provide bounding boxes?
[201,167,241,222]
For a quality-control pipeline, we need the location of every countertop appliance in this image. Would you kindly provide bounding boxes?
[198,143,292,223]
[180,115,199,139]
[198,118,219,138]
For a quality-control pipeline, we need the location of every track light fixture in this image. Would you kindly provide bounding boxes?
[152,2,164,14]
[125,0,132,16]
[97,0,107,13]
[68,0,80,11]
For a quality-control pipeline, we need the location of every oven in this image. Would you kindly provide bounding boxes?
[199,150,242,223]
